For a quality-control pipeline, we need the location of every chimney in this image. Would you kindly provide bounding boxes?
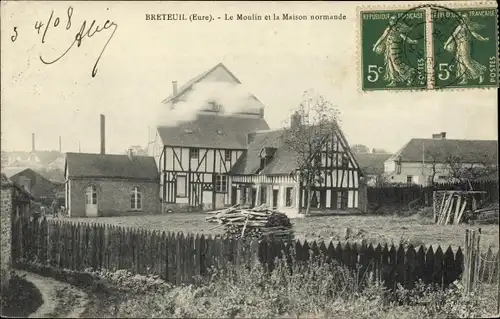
[127,148,134,160]
[172,81,178,96]
[290,112,301,129]
[32,133,35,152]
[58,136,62,152]
[100,114,105,154]
[432,132,446,140]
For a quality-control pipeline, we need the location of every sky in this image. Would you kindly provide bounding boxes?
[1,0,497,155]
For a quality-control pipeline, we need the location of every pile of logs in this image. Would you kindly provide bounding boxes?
[206,204,294,241]
[434,191,498,225]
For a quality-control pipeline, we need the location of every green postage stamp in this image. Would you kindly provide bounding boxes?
[432,7,499,89]
[359,4,499,91]
[360,9,428,91]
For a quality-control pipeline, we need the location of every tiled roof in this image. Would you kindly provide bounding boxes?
[65,153,159,181]
[354,153,393,175]
[230,129,293,175]
[2,167,30,178]
[231,124,362,176]
[1,172,34,199]
[387,139,498,164]
[230,129,302,176]
[157,113,270,149]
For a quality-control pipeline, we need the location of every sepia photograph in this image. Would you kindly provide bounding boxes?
[1,1,498,318]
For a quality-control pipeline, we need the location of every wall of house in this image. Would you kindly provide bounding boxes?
[386,161,480,185]
[0,187,12,290]
[164,147,243,173]
[232,175,302,217]
[69,178,160,217]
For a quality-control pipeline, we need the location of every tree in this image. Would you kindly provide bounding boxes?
[443,153,497,187]
[351,144,370,153]
[426,146,497,188]
[373,173,392,187]
[425,149,444,187]
[281,90,341,215]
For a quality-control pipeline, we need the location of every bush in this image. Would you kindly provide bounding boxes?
[14,259,495,318]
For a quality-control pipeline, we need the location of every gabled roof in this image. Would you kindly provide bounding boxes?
[231,124,361,176]
[1,173,35,199]
[162,63,242,104]
[387,138,498,164]
[230,129,291,175]
[2,167,31,178]
[354,153,393,175]
[157,113,269,149]
[65,153,159,181]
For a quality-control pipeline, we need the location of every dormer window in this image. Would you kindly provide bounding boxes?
[190,148,199,159]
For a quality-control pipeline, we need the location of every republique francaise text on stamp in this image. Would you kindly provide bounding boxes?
[359,3,499,91]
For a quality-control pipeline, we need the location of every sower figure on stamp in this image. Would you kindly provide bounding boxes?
[372,15,418,87]
[444,13,489,85]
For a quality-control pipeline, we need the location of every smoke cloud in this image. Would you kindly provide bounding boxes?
[157,81,262,127]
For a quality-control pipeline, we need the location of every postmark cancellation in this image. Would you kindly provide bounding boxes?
[358,2,499,92]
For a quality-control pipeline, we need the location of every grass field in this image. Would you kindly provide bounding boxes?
[65,213,499,251]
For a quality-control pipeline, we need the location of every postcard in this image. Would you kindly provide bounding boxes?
[1,1,498,318]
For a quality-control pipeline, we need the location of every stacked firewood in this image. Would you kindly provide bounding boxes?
[206,204,294,241]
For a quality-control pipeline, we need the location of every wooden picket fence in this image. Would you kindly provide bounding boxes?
[12,216,468,290]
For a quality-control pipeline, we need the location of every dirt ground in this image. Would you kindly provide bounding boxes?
[64,213,499,251]
[14,270,88,318]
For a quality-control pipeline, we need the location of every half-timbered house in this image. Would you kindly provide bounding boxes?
[229,114,362,217]
[151,63,270,211]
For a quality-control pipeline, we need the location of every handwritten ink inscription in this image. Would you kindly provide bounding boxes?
[11,7,118,78]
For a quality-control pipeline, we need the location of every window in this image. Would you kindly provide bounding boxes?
[260,186,267,205]
[85,185,97,205]
[406,175,413,184]
[285,187,293,207]
[176,176,187,197]
[215,175,228,193]
[224,150,231,162]
[190,148,199,159]
[130,186,142,210]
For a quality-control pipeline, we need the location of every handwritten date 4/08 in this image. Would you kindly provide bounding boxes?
[40,17,118,78]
